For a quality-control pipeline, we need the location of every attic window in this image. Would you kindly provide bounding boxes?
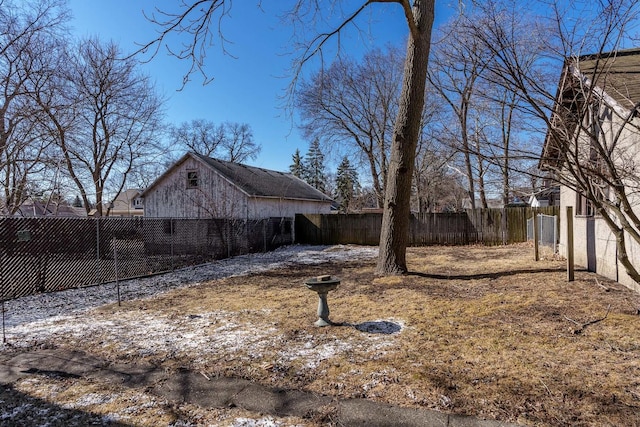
[186,170,199,189]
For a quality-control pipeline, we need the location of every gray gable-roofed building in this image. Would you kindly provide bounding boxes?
[141,152,333,219]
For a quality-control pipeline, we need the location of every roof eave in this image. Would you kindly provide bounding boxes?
[250,195,334,203]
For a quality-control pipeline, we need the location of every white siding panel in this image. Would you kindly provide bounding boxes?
[247,198,332,219]
[558,108,640,292]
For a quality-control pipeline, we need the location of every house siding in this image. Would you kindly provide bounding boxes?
[246,198,332,219]
[144,157,249,218]
[143,155,333,220]
[108,189,144,217]
[557,108,640,293]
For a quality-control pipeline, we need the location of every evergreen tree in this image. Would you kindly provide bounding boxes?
[335,156,359,212]
[303,139,327,193]
[72,195,83,207]
[289,149,305,178]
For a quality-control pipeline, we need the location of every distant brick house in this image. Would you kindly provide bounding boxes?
[140,152,333,219]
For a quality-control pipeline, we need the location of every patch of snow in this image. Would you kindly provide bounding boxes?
[1,246,399,370]
[0,245,391,426]
[1,245,377,329]
[232,417,298,427]
[63,392,115,408]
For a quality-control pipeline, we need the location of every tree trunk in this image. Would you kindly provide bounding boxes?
[477,152,488,209]
[601,204,640,283]
[501,98,513,207]
[365,150,384,208]
[377,1,434,274]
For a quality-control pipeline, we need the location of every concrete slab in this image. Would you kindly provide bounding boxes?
[0,348,523,427]
[152,370,252,407]
[338,398,449,427]
[233,384,333,417]
[449,413,522,427]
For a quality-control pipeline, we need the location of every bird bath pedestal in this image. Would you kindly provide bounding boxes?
[304,275,340,327]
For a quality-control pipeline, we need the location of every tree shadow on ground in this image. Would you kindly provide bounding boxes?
[407,267,579,281]
[0,382,132,426]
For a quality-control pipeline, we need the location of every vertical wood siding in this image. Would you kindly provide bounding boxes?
[144,158,332,219]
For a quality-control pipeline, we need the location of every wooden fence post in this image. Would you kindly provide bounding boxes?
[501,208,507,245]
[567,206,575,282]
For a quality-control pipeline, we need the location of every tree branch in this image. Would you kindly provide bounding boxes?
[564,305,611,335]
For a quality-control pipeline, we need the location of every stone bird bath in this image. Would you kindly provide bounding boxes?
[304,275,340,327]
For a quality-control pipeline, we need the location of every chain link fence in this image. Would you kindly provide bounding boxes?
[0,216,293,302]
[527,213,558,253]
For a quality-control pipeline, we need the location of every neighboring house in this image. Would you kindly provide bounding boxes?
[5,201,86,218]
[109,189,144,217]
[140,152,334,219]
[541,48,640,292]
[527,181,561,208]
[460,198,508,209]
[88,189,144,217]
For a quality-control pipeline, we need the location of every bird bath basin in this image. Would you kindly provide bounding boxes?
[304,275,340,327]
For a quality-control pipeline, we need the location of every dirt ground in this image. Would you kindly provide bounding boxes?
[4,244,640,426]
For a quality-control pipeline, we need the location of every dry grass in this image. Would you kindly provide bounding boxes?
[10,244,640,426]
[11,375,310,426]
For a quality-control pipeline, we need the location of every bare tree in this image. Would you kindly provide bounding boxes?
[413,120,462,212]
[0,0,68,215]
[144,0,435,274]
[428,13,492,209]
[40,37,164,216]
[470,0,640,282]
[297,47,404,208]
[171,119,261,163]
[480,87,522,206]
[171,119,225,157]
[221,122,261,163]
[376,1,435,274]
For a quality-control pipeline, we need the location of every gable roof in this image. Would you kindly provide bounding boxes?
[7,201,86,218]
[141,152,333,203]
[540,48,640,169]
[574,48,640,110]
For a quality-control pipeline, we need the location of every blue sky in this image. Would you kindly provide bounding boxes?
[67,1,456,172]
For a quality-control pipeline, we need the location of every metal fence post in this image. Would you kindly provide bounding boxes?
[114,237,121,306]
[533,211,539,261]
[170,218,174,272]
[263,219,267,252]
[0,240,4,343]
[553,215,558,253]
[96,217,101,286]
[2,300,6,344]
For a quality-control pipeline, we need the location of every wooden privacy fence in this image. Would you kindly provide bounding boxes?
[295,207,560,246]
